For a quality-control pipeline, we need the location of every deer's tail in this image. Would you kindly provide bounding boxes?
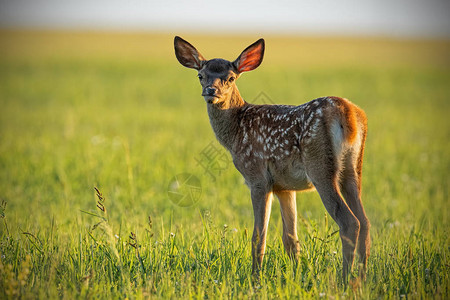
[331,97,363,145]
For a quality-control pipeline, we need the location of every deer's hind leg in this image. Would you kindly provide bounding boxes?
[339,144,370,280]
[303,138,360,283]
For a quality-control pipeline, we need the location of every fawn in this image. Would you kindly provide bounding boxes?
[174,36,370,282]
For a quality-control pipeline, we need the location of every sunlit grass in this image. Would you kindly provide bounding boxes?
[0,31,449,298]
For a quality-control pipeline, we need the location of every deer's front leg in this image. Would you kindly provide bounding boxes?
[275,190,300,259]
[251,187,273,275]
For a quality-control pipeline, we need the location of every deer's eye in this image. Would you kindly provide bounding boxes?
[228,76,235,83]
[197,74,203,80]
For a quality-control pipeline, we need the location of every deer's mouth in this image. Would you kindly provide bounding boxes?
[203,95,220,104]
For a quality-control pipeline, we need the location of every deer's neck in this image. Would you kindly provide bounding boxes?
[206,86,248,152]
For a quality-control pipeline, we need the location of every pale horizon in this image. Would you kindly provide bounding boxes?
[0,0,449,38]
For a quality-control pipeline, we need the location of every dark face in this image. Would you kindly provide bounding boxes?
[174,36,265,104]
[197,59,239,104]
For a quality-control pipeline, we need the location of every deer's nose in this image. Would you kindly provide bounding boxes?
[204,87,217,96]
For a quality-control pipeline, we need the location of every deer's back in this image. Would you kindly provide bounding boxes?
[231,96,366,191]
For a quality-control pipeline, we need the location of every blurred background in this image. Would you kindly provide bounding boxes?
[0,0,449,233]
[0,1,449,298]
[1,0,450,37]
[0,0,449,224]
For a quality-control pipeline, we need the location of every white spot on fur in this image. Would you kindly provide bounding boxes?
[306,113,314,125]
[243,132,248,144]
[257,135,263,143]
[311,118,321,131]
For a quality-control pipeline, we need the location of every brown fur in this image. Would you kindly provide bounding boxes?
[174,36,370,284]
[327,96,359,144]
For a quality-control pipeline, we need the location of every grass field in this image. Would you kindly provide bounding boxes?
[0,30,449,299]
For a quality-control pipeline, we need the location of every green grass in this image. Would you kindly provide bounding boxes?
[0,30,449,299]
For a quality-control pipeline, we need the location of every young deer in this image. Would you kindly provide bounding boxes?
[174,36,370,282]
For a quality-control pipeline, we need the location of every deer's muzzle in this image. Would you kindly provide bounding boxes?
[202,87,217,97]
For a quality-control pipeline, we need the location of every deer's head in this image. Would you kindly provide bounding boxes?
[174,36,265,107]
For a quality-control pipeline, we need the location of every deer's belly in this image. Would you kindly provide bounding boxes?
[269,159,315,192]
[232,155,315,192]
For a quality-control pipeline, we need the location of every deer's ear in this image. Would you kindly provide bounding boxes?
[233,38,265,73]
[174,36,205,70]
